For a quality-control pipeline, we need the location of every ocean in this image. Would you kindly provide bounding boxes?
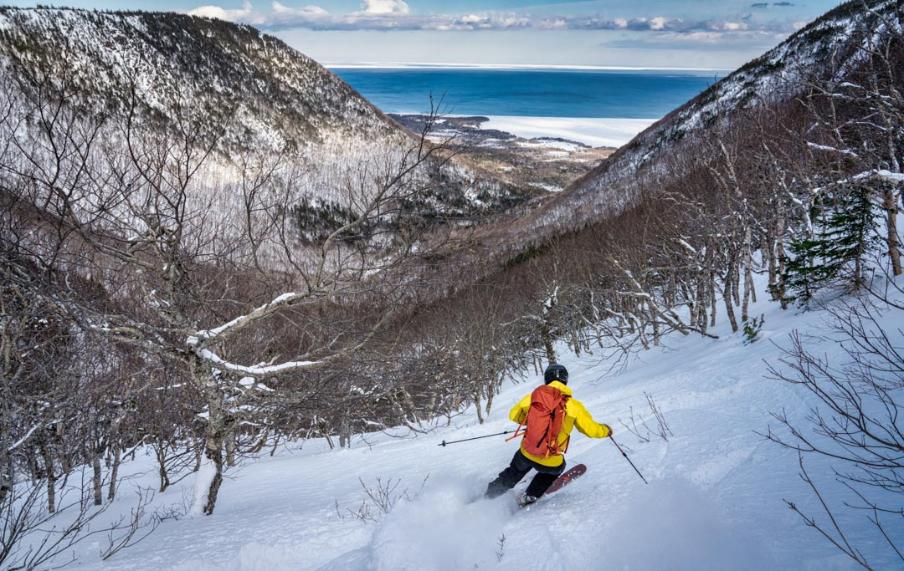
[330,67,722,146]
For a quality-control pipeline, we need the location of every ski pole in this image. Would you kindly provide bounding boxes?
[438,430,514,447]
[610,435,649,484]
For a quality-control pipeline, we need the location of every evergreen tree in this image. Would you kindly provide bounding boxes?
[783,184,878,303]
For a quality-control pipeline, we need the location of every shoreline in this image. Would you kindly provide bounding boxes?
[390,114,621,194]
[395,113,656,148]
[479,116,655,148]
[387,113,659,149]
[327,62,729,73]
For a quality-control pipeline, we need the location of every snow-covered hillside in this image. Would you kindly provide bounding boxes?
[0,7,390,151]
[0,7,516,225]
[45,281,903,570]
[542,0,901,227]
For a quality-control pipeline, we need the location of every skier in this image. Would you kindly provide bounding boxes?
[485,363,612,506]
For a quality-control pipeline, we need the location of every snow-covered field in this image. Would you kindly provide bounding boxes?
[57,286,902,570]
[482,116,656,148]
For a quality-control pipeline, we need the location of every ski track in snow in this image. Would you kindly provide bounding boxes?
[61,278,903,571]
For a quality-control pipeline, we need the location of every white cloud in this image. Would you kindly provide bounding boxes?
[536,17,568,30]
[272,1,328,18]
[362,0,410,15]
[648,16,668,31]
[186,1,798,36]
[188,0,254,22]
[713,21,748,31]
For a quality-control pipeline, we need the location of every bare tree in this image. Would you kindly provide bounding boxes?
[766,297,904,570]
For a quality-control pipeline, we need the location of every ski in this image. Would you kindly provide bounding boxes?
[546,463,587,495]
[518,463,587,508]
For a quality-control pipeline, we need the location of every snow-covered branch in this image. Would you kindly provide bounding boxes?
[806,142,859,158]
[194,348,319,378]
[7,424,40,452]
[188,291,312,348]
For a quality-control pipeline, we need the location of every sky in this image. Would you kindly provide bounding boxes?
[2,0,844,68]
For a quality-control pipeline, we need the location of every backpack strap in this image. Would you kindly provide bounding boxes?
[548,395,571,455]
[506,419,526,442]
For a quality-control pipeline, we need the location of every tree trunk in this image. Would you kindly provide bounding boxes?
[199,366,226,516]
[651,299,661,347]
[40,435,55,514]
[884,186,902,276]
[709,273,717,328]
[731,264,741,307]
[338,417,351,449]
[0,427,11,505]
[473,393,485,424]
[774,215,789,310]
[55,423,71,475]
[108,444,121,501]
[742,226,754,322]
[541,322,557,364]
[225,434,236,467]
[270,433,281,457]
[747,265,757,303]
[156,443,171,493]
[26,445,40,480]
[92,454,103,506]
[698,247,714,331]
[193,440,202,472]
[202,438,224,516]
[695,269,708,331]
[485,384,496,416]
[766,229,778,300]
[742,273,753,323]
[723,273,739,333]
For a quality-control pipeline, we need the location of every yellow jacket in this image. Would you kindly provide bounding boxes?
[509,380,611,467]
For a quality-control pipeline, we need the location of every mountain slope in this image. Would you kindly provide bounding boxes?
[529,0,900,232]
[0,7,390,150]
[0,7,518,223]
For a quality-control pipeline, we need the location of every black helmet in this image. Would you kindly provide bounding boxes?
[544,363,568,384]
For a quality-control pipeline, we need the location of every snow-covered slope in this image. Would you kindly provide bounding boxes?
[0,7,516,223]
[52,280,904,570]
[0,7,390,151]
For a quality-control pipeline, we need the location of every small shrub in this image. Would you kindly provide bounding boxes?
[743,314,765,345]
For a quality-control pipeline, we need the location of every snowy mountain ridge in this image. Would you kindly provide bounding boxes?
[543,0,901,227]
[0,6,518,226]
[0,7,385,151]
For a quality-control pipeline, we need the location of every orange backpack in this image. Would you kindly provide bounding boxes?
[510,385,570,458]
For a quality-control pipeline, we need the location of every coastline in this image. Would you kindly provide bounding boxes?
[391,114,629,194]
[479,116,655,148]
[326,62,729,73]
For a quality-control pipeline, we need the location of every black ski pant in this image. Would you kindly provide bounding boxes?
[485,449,565,499]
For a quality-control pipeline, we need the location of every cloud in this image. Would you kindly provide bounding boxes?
[188,0,254,22]
[750,1,795,7]
[272,1,328,19]
[186,1,800,35]
[253,5,533,32]
[569,16,779,34]
[362,0,410,15]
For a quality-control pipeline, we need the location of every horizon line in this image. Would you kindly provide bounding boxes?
[324,62,732,73]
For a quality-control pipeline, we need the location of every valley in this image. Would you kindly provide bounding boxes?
[391,114,616,193]
[1,1,902,570]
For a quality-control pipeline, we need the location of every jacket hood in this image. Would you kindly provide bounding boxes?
[547,380,573,396]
